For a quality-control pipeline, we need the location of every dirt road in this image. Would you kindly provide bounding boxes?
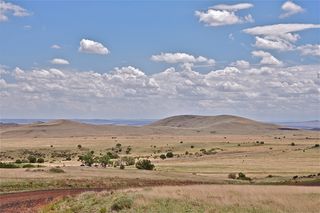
[0,188,103,213]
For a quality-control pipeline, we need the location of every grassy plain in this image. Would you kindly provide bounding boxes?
[41,184,320,213]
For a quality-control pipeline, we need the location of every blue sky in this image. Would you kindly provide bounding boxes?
[0,0,319,121]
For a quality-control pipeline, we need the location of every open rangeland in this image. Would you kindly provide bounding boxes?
[40,185,320,213]
[0,116,319,212]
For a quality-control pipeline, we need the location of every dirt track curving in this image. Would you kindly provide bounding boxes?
[0,179,206,212]
[0,188,104,213]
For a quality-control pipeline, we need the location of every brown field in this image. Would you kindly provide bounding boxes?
[40,185,320,213]
[0,116,319,212]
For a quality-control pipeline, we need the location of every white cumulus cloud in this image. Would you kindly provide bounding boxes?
[252,51,282,66]
[1,64,318,120]
[0,0,31,22]
[79,39,109,55]
[51,44,61,49]
[297,44,320,57]
[280,1,304,18]
[244,24,320,51]
[151,52,215,66]
[195,3,254,27]
[230,60,250,69]
[50,58,70,65]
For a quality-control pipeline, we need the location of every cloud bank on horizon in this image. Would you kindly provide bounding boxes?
[0,0,319,121]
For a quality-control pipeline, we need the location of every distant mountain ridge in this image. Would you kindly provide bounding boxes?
[276,120,320,130]
[2,115,316,139]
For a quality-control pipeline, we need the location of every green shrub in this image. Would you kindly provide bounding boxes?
[166,152,174,158]
[28,155,37,163]
[0,162,20,168]
[99,154,111,167]
[22,164,35,168]
[160,154,166,160]
[15,159,22,164]
[37,158,45,163]
[121,156,135,166]
[49,167,65,173]
[99,207,107,213]
[135,159,155,170]
[111,195,133,211]
[106,151,119,159]
[79,151,95,166]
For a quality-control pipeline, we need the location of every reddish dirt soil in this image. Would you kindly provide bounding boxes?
[0,179,205,212]
[0,188,103,213]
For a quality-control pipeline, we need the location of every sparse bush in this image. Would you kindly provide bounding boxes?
[260,141,264,144]
[291,142,295,146]
[166,152,174,158]
[125,146,132,154]
[22,164,35,168]
[185,151,189,155]
[37,158,44,163]
[180,141,183,144]
[160,154,166,160]
[106,151,119,159]
[314,144,319,148]
[135,159,155,170]
[0,162,20,168]
[228,173,237,179]
[111,195,133,211]
[116,143,122,148]
[99,154,111,167]
[65,157,71,161]
[77,144,82,149]
[120,164,125,170]
[28,155,37,163]
[79,151,95,166]
[200,148,217,155]
[21,159,29,163]
[190,145,194,149]
[121,156,135,166]
[49,167,65,173]
[15,159,22,164]
[237,172,251,181]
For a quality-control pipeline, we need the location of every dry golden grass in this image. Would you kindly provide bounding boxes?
[129,184,320,213]
[41,184,320,213]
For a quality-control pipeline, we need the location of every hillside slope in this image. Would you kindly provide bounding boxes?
[0,115,290,138]
[148,115,279,133]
